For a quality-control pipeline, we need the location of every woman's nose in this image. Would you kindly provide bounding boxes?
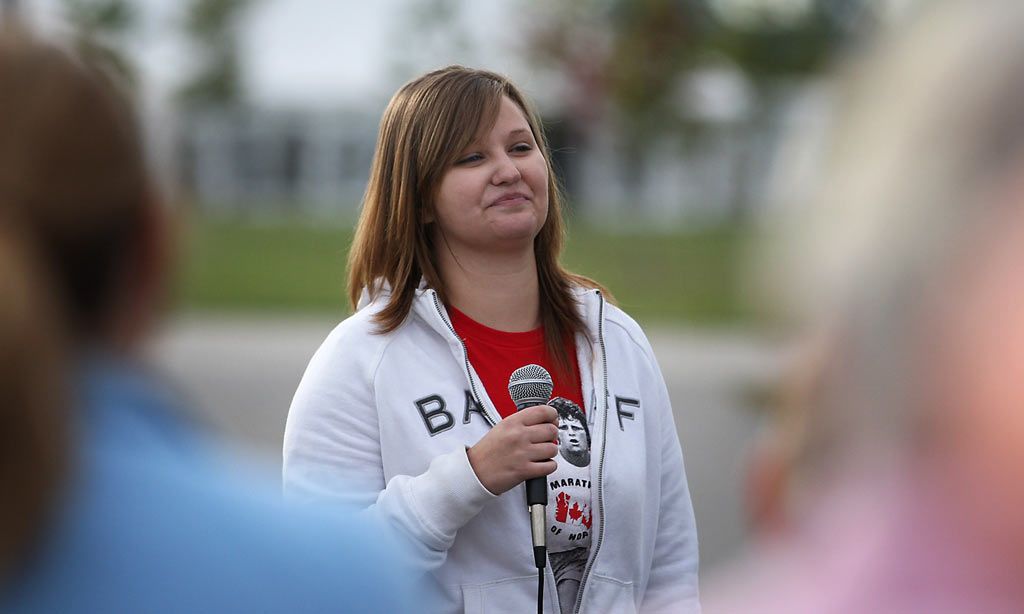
[491,154,522,185]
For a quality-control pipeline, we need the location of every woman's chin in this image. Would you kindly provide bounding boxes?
[486,215,545,245]
[488,230,541,252]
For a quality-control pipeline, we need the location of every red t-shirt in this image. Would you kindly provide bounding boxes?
[447,305,584,419]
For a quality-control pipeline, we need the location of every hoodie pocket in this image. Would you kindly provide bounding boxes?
[461,575,559,613]
[581,574,637,613]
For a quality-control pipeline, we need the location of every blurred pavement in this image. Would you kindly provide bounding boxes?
[150,315,783,574]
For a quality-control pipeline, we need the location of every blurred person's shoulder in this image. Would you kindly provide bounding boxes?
[141,450,420,611]
[107,451,415,611]
[2,360,417,613]
[12,436,418,613]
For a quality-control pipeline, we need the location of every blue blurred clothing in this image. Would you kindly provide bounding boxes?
[1,354,417,613]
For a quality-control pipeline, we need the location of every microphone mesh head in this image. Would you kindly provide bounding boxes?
[508,364,554,409]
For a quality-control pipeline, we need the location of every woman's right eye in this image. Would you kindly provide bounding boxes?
[456,153,483,165]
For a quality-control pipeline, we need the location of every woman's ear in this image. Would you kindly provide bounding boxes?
[421,205,435,224]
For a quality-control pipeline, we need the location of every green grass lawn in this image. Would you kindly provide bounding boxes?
[176,217,754,325]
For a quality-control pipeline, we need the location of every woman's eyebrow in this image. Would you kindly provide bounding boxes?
[508,128,531,138]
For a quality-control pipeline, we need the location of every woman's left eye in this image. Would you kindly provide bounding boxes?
[511,143,533,153]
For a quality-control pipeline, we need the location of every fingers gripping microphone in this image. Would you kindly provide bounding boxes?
[508,364,554,574]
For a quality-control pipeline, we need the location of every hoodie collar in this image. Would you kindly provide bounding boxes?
[357,278,604,343]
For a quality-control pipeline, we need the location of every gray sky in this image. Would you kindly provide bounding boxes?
[25,0,531,112]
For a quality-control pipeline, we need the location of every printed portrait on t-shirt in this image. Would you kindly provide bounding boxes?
[552,396,590,467]
[547,396,592,547]
[547,396,593,609]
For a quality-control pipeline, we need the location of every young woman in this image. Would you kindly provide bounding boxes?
[284,66,700,613]
[0,29,414,612]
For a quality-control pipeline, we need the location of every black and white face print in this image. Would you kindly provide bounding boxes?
[551,397,590,468]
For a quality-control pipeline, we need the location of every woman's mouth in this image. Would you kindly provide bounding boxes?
[490,192,530,207]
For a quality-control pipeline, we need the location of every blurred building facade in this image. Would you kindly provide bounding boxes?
[179,108,377,217]
[176,74,830,227]
[10,0,902,227]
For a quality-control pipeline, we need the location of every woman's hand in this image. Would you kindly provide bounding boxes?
[467,404,559,495]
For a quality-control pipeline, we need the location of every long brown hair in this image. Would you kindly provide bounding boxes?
[348,65,604,376]
[0,28,148,575]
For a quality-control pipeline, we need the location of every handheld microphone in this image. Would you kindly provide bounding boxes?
[508,364,554,572]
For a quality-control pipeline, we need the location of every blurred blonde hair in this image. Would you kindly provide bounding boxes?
[768,0,1024,474]
[348,65,604,376]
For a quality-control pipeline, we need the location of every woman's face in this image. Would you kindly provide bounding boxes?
[431,96,549,257]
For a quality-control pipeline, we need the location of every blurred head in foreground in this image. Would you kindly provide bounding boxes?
[712,0,1024,611]
[0,27,416,613]
[0,24,168,576]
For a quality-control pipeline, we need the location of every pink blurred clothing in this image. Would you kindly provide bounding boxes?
[705,466,1024,614]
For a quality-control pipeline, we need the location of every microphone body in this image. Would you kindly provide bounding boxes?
[508,364,554,570]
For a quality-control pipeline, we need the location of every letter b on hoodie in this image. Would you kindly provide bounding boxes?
[416,394,454,436]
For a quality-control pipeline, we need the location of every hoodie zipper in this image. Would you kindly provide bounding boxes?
[572,290,608,614]
[430,290,497,427]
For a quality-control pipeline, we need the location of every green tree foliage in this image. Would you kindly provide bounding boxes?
[704,0,882,82]
[527,0,881,126]
[605,1,703,141]
[61,0,138,87]
[177,0,252,109]
[526,0,702,139]
[524,0,883,217]
[389,0,472,78]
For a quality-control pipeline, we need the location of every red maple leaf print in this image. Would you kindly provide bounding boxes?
[555,492,570,523]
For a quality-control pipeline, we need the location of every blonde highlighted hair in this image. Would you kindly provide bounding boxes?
[768,0,1024,477]
[347,66,604,376]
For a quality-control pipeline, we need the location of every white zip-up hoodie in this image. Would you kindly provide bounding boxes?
[283,285,700,613]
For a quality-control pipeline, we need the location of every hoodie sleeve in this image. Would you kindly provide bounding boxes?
[639,340,701,613]
[281,320,497,574]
